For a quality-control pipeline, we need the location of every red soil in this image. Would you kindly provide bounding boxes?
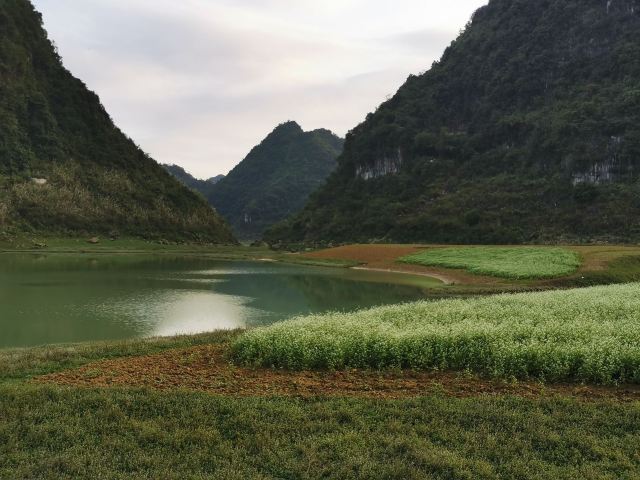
[37,345,640,401]
[301,244,502,286]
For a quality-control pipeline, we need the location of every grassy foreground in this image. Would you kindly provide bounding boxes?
[2,385,639,479]
[233,283,640,384]
[1,332,639,479]
[401,247,581,279]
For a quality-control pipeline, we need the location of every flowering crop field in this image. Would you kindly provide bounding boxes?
[232,283,640,384]
[400,246,581,279]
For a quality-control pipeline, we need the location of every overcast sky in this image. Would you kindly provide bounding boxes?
[32,0,487,178]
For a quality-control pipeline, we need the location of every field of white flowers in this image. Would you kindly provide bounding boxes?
[233,283,640,384]
[401,246,581,279]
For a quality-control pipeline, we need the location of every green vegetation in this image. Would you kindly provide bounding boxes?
[2,333,639,479]
[566,255,640,287]
[267,0,640,245]
[233,283,640,384]
[0,331,236,383]
[162,164,224,198]
[0,1,234,242]
[0,237,362,272]
[401,247,581,279]
[209,121,343,240]
[0,235,266,255]
[3,386,639,479]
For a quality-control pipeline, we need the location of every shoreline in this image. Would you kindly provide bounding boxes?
[350,266,454,285]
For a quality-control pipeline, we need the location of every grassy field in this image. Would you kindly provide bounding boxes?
[302,244,640,296]
[3,385,639,479]
[1,332,640,479]
[233,283,640,384]
[400,246,581,279]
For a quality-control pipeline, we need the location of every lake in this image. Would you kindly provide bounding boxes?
[0,253,442,348]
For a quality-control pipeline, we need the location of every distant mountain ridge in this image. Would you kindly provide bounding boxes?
[209,121,344,240]
[266,0,640,245]
[162,164,225,198]
[208,175,225,185]
[0,0,235,243]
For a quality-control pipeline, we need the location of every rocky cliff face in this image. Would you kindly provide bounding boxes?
[266,0,640,245]
[355,149,403,180]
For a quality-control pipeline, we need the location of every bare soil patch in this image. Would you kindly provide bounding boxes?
[37,344,640,401]
[303,244,640,289]
[302,244,501,286]
[571,245,640,271]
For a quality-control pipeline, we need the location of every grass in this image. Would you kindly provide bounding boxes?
[564,255,640,287]
[0,236,362,271]
[2,385,639,479]
[0,236,255,254]
[400,246,581,279]
[0,331,238,383]
[233,283,640,384]
[2,333,640,478]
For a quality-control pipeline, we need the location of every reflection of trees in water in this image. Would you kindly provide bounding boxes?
[213,272,426,323]
[2,256,429,328]
[1,256,270,292]
[0,254,225,274]
[285,274,425,311]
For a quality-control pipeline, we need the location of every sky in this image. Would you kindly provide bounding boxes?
[32,0,488,179]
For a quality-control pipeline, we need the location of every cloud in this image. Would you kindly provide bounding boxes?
[32,0,487,178]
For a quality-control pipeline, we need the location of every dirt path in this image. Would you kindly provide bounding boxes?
[37,344,640,401]
[350,266,455,285]
[301,244,503,286]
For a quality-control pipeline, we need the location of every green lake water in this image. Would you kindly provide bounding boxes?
[0,254,442,348]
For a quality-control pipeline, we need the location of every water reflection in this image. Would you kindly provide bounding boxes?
[98,290,254,337]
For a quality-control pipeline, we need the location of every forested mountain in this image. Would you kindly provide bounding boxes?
[266,0,640,245]
[0,0,235,243]
[162,164,224,198]
[209,121,343,240]
[208,175,225,184]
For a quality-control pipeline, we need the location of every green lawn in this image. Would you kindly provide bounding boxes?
[400,247,581,279]
[233,283,640,384]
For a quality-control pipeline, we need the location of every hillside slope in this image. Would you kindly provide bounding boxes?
[0,0,235,243]
[209,122,343,240]
[162,164,224,198]
[267,0,640,245]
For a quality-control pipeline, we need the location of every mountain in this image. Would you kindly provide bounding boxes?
[162,164,224,198]
[208,121,343,240]
[266,0,640,246]
[0,0,235,243]
[207,175,225,185]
